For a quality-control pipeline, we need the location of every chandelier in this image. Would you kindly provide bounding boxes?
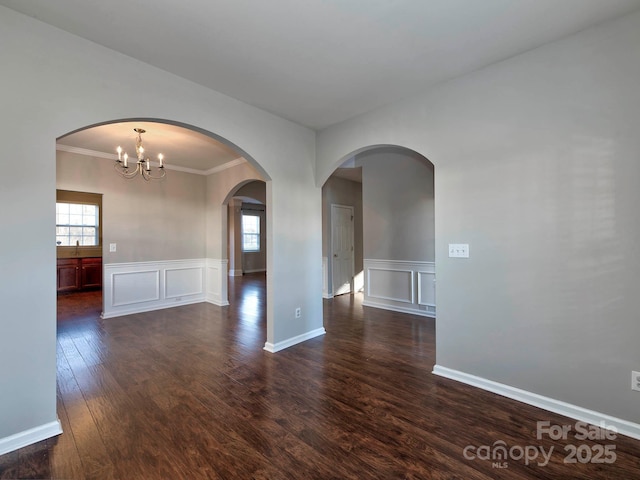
[115,128,166,180]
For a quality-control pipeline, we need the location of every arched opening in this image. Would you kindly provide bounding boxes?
[224,180,267,279]
[55,119,272,342]
[322,144,436,318]
[223,180,268,331]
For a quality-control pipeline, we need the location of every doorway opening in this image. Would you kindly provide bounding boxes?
[55,119,271,332]
[224,179,268,330]
[331,204,356,296]
[322,145,435,318]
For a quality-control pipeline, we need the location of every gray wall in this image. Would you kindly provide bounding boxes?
[0,6,321,445]
[235,181,267,273]
[57,151,207,263]
[359,148,435,262]
[322,176,363,294]
[241,203,267,273]
[316,11,640,424]
[236,180,267,204]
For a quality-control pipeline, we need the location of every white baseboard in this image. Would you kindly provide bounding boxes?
[323,293,334,299]
[264,327,326,353]
[432,365,640,441]
[101,296,204,319]
[0,420,62,456]
[206,298,230,307]
[362,300,435,318]
[243,268,266,274]
[228,269,243,277]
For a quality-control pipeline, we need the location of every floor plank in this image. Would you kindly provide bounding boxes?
[1,274,639,478]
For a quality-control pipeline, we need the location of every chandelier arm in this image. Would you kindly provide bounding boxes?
[114,128,166,181]
[114,161,144,179]
[141,166,166,180]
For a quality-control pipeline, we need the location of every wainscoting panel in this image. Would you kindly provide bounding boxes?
[367,268,413,303]
[206,258,229,306]
[363,259,435,318]
[165,266,204,299]
[112,270,160,307]
[417,269,436,307]
[103,259,207,318]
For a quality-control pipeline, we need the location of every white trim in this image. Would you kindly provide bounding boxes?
[102,258,230,316]
[56,144,246,176]
[164,266,204,299]
[228,269,243,277]
[366,267,414,304]
[101,296,203,318]
[110,269,161,307]
[362,299,435,318]
[206,258,230,306]
[417,270,436,307]
[204,157,247,175]
[363,259,435,317]
[322,256,330,297]
[263,327,326,353]
[56,144,115,160]
[103,259,207,318]
[330,204,355,296]
[432,365,640,441]
[0,420,62,456]
[365,258,434,266]
[243,268,266,274]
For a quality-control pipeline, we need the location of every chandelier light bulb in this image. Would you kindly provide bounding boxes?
[113,128,166,181]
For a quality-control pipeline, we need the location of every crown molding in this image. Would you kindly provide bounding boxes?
[56,144,246,176]
[204,157,247,175]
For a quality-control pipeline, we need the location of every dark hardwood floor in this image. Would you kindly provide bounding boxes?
[1,272,639,479]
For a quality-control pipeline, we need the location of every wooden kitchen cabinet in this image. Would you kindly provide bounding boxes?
[57,257,102,293]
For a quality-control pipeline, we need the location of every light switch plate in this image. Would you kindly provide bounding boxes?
[110,243,117,252]
[449,243,469,258]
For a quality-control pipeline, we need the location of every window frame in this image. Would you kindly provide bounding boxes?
[241,213,261,253]
[56,190,103,258]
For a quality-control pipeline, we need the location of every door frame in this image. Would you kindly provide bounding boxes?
[330,203,355,296]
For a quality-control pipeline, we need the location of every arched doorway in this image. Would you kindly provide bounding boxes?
[56,119,272,328]
[322,145,436,317]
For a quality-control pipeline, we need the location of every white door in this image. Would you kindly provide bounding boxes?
[331,205,354,296]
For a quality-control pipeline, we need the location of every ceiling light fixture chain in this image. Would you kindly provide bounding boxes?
[115,128,166,181]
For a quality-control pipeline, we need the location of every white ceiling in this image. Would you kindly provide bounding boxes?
[3,0,640,130]
[58,122,242,174]
[6,0,640,172]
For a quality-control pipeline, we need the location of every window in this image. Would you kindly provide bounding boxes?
[56,202,99,246]
[242,214,260,252]
[56,190,103,258]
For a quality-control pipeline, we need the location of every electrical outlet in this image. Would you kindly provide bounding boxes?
[632,371,640,392]
[295,307,301,318]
